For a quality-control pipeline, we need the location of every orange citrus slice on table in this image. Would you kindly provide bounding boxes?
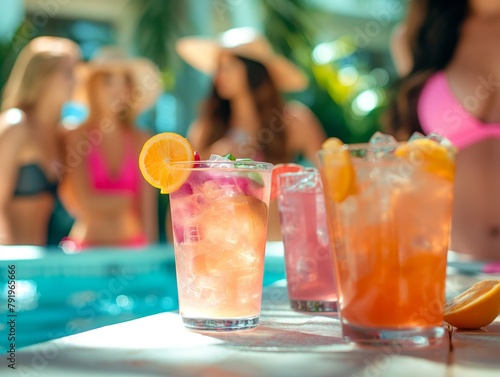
[394,138,456,181]
[138,132,195,194]
[321,137,357,203]
[270,163,304,201]
[444,280,500,329]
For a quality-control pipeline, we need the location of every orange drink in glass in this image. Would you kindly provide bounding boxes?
[318,133,455,346]
[169,160,272,331]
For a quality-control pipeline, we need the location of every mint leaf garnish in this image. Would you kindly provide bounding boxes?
[247,172,264,186]
[223,153,236,161]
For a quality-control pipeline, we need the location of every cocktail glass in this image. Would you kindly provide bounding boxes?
[318,136,455,346]
[169,160,273,331]
[277,168,337,311]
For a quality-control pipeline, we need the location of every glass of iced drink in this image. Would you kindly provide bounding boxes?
[169,159,273,331]
[277,168,337,311]
[318,133,456,346]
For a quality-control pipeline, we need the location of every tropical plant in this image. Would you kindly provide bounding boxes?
[0,21,32,101]
[127,0,390,144]
[129,0,187,73]
[261,0,316,69]
[260,0,351,140]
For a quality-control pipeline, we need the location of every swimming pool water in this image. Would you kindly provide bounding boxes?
[0,243,286,349]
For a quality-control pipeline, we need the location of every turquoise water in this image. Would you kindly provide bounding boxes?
[0,244,286,349]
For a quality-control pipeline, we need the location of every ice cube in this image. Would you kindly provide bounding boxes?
[199,194,268,248]
[200,173,264,199]
[214,248,258,271]
[207,154,233,168]
[201,179,235,200]
[426,133,456,150]
[236,272,261,304]
[370,131,398,145]
[408,132,425,142]
[209,153,230,161]
[315,195,330,248]
[368,131,398,159]
[284,169,318,193]
[171,196,195,243]
[408,132,457,158]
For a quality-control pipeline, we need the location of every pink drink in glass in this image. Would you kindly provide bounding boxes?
[277,168,337,311]
[169,160,273,331]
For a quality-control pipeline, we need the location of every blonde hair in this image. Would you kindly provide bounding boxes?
[1,37,79,112]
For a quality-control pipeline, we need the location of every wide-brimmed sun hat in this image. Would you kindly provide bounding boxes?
[74,47,162,115]
[27,36,81,61]
[176,27,308,92]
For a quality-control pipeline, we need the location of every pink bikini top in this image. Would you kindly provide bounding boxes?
[88,133,140,195]
[418,71,500,149]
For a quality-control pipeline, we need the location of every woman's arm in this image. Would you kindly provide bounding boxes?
[390,0,427,77]
[391,23,413,77]
[187,120,211,158]
[59,129,132,217]
[188,120,248,159]
[0,113,27,244]
[137,131,158,243]
[285,101,327,165]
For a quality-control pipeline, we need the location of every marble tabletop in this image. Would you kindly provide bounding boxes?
[1,278,499,377]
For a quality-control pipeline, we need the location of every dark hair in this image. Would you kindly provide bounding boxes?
[199,55,287,163]
[386,0,469,138]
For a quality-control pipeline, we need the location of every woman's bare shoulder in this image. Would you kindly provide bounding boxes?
[284,101,322,130]
[284,101,326,160]
[188,119,207,135]
[0,109,29,143]
[285,100,313,118]
[391,23,413,77]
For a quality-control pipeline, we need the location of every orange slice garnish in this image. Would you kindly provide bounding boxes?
[444,280,500,329]
[321,137,357,203]
[394,138,455,181]
[138,132,194,194]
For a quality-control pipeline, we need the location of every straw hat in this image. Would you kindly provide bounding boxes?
[176,27,308,92]
[74,47,162,115]
[27,36,81,61]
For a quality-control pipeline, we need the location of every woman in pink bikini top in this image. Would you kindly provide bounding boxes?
[388,0,500,261]
[59,49,161,250]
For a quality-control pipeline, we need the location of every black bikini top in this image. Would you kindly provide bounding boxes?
[13,163,58,197]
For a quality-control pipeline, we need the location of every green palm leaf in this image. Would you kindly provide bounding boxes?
[262,0,317,70]
[129,0,187,71]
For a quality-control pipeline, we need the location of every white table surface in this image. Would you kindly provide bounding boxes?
[1,279,499,377]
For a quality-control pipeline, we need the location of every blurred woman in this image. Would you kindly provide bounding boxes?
[389,0,500,260]
[59,49,161,250]
[176,28,326,239]
[0,37,79,245]
[177,27,325,165]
